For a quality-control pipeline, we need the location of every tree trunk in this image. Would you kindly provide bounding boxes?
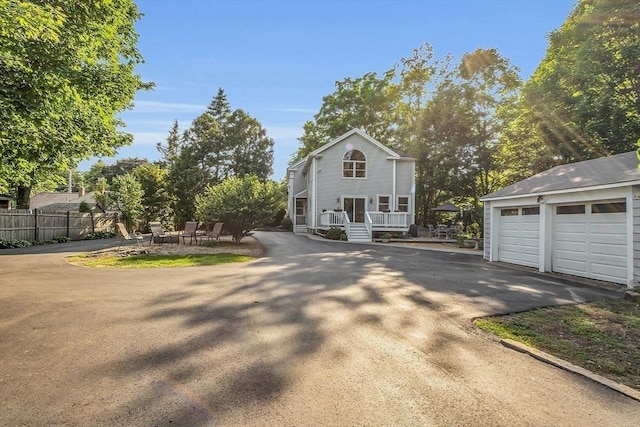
[16,185,31,209]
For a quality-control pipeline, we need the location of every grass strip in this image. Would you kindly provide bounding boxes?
[68,253,254,268]
[474,297,640,391]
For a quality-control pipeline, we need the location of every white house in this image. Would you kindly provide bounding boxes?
[481,151,640,288]
[287,129,416,242]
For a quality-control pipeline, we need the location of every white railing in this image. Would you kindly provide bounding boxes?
[319,210,410,231]
[365,211,373,237]
[319,210,345,228]
[368,212,411,229]
[343,211,351,238]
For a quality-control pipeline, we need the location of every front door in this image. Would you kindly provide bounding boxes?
[343,197,365,223]
[295,199,306,225]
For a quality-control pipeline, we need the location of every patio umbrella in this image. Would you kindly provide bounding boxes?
[432,202,460,212]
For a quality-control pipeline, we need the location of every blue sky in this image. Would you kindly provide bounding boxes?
[83,0,576,179]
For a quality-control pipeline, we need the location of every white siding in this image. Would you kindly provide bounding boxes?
[553,203,627,284]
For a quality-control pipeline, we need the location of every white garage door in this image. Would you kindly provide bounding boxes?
[498,206,540,268]
[553,201,627,284]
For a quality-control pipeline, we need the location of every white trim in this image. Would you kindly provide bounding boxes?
[376,194,392,211]
[396,195,410,213]
[392,159,397,211]
[308,128,400,159]
[482,180,640,202]
[626,193,634,285]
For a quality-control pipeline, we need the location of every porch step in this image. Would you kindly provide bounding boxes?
[294,225,307,234]
[347,224,371,243]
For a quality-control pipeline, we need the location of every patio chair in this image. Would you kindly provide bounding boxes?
[436,224,448,239]
[116,222,144,248]
[149,221,173,245]
[199,222,223,244]
[180,221,199,245]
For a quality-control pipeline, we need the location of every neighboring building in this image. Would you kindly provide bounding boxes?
[0,194,13,209]
[287,128,415,242]
[481,151,640,288]
[29,187,101,212]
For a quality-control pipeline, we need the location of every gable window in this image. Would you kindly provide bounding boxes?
[343,150,366,178]
[397,196,409,212]
[378,195,390,212]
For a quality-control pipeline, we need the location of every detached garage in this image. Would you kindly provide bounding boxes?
[482,151,640,288]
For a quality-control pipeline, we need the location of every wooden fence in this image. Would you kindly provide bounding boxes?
[0,209,117,242]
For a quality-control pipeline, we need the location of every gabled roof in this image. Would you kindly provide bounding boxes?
[482,151,640,201]
[301,128,406,174]
[309,128,401,158]
[30,191,98,211]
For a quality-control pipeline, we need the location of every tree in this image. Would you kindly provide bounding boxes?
[0,0,151,207]
[132,163,173,230]
[518,0,640,164]
[164,89,274,226]
[412,49,521,225]
[195,175,282,244]
[108,173,144,230]
[294,70,402,160]
[156,120,180,167]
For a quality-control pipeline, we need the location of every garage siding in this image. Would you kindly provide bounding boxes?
[484,202,491,259]
[497,207,540,268]
[634,186,640,283]
[553,203,628,284]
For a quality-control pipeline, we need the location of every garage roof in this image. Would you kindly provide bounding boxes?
[482,151,640,200]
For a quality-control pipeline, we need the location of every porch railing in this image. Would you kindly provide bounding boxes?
[368,212,411,229]
[365,212,373,237]
[320,210,411,230]
[319,210,345,228]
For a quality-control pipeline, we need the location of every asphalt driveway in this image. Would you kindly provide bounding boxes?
[0,232,637,426]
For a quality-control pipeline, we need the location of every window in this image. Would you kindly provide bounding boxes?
[295,200,305,215]
[556,205,585,215]
[378,195,390,212]
[397,196,409,212]
[592,202,626,213]
[343,150,366,178]
[522,207,540,215]
[500,208,518,216]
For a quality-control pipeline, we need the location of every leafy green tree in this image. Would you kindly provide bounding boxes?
[519,0,640,163]
[108,173,144,230]
[164,89,274,227]
[0,0,151,207]
[132,163,173,231]
[195,175,282,244]
[411,49,520,225]
[294,70,402,160]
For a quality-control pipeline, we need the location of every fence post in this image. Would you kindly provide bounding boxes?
[34,209,39,242]
[66,211,70,238]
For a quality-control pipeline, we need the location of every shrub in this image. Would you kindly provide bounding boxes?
[85,231,115,240]
[0,238,32,249]
[325,227,346,240]
[53,236,71,243]
[280,216,293,231]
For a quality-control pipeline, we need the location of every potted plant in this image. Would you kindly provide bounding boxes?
[381,232,391,243]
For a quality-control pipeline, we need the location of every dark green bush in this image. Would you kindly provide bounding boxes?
[325,227,346,241]
[280,216,293,231]
[0,238,32,249]
[53,236,71,243]
[85,231,115,240]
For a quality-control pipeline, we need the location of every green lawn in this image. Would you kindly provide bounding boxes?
[68,253,254,268]
[474,296,640,391]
